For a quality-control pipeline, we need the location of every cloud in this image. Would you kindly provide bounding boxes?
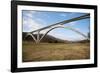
[65,21,77,27]
[35,18,46,25]
[22,11,38,21]
[60,14,67,17]
[60,12,76,17]
[49,31,85,41]
[66,36,85,41]
[23,11,45,32]
[23,18,42,32]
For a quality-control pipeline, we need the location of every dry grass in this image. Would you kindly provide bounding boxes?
[22,41,90,62]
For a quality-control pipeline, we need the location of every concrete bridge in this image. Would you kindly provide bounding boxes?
[24,14,90,43]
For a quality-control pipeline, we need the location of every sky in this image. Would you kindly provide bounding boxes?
[22,10,90,41]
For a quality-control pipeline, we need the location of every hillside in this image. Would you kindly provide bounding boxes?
[22,32,69,43]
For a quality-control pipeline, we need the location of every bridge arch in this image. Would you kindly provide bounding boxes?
[24,33,37,42]
[39,26,89,42]
[24,14,90,43]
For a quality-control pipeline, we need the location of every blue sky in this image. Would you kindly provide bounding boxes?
[22,10,90,41]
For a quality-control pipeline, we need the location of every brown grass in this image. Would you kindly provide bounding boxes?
[22,41,90,62]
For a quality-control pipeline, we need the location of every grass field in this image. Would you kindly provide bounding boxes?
[22,41,90,62]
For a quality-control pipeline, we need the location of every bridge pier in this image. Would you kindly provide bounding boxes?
[36,31,40,44]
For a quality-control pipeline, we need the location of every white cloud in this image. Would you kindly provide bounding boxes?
[60,14,67,17]
[23,18,42,32]
[23,11,45,32]
[74,27,81,31]
[23,11,37,19]
[49,31,85,41]
[35,18,46,25]
[66,36,85,41]
[65,22,77,27]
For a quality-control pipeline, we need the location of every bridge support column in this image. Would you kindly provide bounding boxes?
[36,31,40,44]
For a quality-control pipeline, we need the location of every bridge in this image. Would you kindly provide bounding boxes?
[24,14,90,43]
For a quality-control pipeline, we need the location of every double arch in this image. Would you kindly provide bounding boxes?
[39,26,89,42]
[25,25,89,43]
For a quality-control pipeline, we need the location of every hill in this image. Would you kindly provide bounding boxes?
[22,32,69,43]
